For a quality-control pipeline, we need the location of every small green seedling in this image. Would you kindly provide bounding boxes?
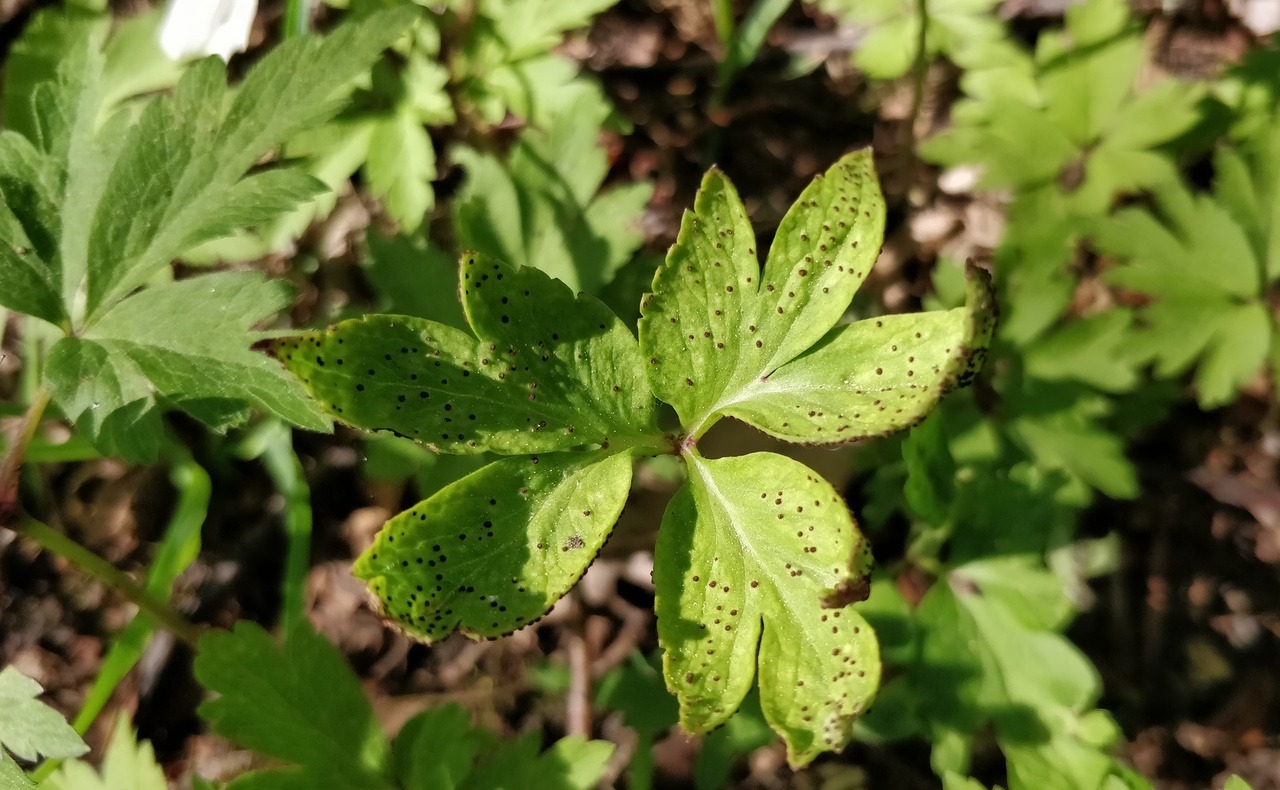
[273,150,996,765]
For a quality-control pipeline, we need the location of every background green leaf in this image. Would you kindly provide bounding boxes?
[0,668,86,764]
[194,622,392,789]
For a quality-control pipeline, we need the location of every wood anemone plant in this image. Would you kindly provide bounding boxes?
[270,150,997,765]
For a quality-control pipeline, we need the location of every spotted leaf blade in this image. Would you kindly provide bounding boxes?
[354,451,632,642]
[655,453,879,767]
[638,151,884,433]
[638,166,760,426]
[723,264,997,444]
[756,149,886,371]
[272,253,660,455]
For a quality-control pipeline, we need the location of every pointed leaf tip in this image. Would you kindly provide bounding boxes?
[952,261,998,392]
[715,256,997,446]
[639,150,885,432]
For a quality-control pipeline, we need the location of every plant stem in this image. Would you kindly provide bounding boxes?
[283,0,313,39]
[711,0,736,62]
[8,515,203,647]
[906,0,930,157]
[261,431,312,635]
[704,0,737,164]
[0,388,50,528]
[72,455,210,734]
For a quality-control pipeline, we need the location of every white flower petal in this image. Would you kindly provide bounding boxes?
[159,0,258,62]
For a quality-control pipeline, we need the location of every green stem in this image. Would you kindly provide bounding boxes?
[31,448,210,783]
[261,430,312,635]
[711,0,736,60]
[905,0,929,156]
[704,0,737,164]
[75,456,209,732]
[283,0,313,39]
[8,515,204,647]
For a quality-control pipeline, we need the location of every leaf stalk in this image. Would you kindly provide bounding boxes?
[7,515,204,648]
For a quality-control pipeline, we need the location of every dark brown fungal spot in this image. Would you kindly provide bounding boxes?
[822,576,872,608]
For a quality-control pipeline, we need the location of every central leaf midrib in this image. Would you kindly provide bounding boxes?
[692,284,830,434]
[689,456,831,657]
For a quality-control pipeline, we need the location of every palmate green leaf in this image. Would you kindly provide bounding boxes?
[819,0,1004,80]
[0,668,86,764]
[1097,178,1270,408]
[450,90,652,294]
[655,452,879,766]
[194,622,391,789]
[352,450,633,641]
[883,557,1129,790]
[0,11,410,458]
[639,150,994,443]
[364,104,437,228]
[83,10,416,319]
[42,713,166,790]
[921,0,1199,214]
[46,272,331,463]
[275,152,991,768]
[272,253,660,455]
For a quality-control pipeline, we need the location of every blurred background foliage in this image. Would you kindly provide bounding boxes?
[1,0,1279,787]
